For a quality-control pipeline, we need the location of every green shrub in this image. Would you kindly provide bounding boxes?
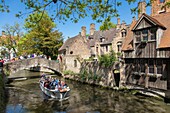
[98,50,116,68]
[63,70,75,75]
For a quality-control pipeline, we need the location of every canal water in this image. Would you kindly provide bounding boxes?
[4,70,170,113]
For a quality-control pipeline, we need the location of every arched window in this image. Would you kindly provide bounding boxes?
[121,29,126,37]
[74,60,77,67]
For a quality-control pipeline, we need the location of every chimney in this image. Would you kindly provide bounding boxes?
[122,20,126,28]
[116,18,121,30]
[132,16,136,22]
[117,18,120,25]
[1,31,5,36]
[81,26,86,37]
[138,1,146,18]
[90,23,95,36]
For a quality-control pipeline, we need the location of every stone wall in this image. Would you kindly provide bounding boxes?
[64,61,119,88]
[0,73,5,113]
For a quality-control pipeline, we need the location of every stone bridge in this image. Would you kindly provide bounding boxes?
[3,57,61,76]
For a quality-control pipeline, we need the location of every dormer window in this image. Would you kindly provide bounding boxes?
[100,36,105,42]
[121,29,127,37]
[135,31,141,43]
[150,28,156,40]
[135,28,156,43]
[142,29,148,41]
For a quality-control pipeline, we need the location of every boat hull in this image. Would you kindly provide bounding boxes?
[40,82,70,101]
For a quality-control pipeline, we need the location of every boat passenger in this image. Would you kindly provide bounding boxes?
[44,79,50,89]
[41,72,46,78]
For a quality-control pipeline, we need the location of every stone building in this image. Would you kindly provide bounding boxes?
[88,24,117,58]
[59,19,129,73]
[58,26,91,73]
[121,0,170,92]
[88,21,129,59]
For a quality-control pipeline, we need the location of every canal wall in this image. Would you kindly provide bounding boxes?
[63,61,118,88]
[62,61,170,102]
[0,63,6,113]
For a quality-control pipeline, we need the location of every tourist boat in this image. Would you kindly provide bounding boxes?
[39,81,70,101]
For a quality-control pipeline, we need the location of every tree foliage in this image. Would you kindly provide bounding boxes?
[18,12,63,59]
[1,0,166,26]
[99,21,116,31]
[19,12,63,57]
[0,23,22,59]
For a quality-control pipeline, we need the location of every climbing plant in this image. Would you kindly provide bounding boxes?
[98,50,117,68]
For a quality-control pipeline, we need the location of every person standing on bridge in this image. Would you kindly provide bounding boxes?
[49,56,51,60]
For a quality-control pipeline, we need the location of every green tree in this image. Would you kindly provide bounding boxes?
[0,23,22,59]
[19,12,63,59]
[99,21,116,31]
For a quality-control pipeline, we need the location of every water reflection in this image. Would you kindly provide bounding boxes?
[5,70,170,113]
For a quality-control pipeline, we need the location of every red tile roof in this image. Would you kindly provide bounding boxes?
[121,20,136,51]
[152,12,170,48]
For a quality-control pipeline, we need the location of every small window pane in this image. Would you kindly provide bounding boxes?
[143,36,148,41]
[135,31,141,42]
[74,60,77,67]
[148,59,154,74]
[142,30,148,41]
[150,29,156,40]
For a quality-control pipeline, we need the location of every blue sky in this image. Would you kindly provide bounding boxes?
[0,0,151,41]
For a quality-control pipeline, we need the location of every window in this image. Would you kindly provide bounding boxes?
[156,60,162,74]
[134,60,140,72]
[148,59,154,74]
[140,59,146,73]
[100,37,105,42]
[74,60,77,67]
[70,51,73,54]
[150,28,156,40]
[121,29,126,37]
[135,31,141,42]
[106,46,108,52]
[117,45,121,52]
[96,47,98,54]
[142,29,148,41]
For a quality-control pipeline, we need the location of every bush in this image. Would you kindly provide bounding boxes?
[98,50,117,68]
[63,70,75,75]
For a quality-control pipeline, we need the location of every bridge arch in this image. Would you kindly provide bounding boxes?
[3,57,61,76]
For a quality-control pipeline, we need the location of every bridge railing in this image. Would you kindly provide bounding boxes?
[3,57,60,75]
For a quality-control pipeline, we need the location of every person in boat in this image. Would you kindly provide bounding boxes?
[57,80,68,92]
[44,78,50,89]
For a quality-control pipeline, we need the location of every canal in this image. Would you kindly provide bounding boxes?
[4,70,170,113]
